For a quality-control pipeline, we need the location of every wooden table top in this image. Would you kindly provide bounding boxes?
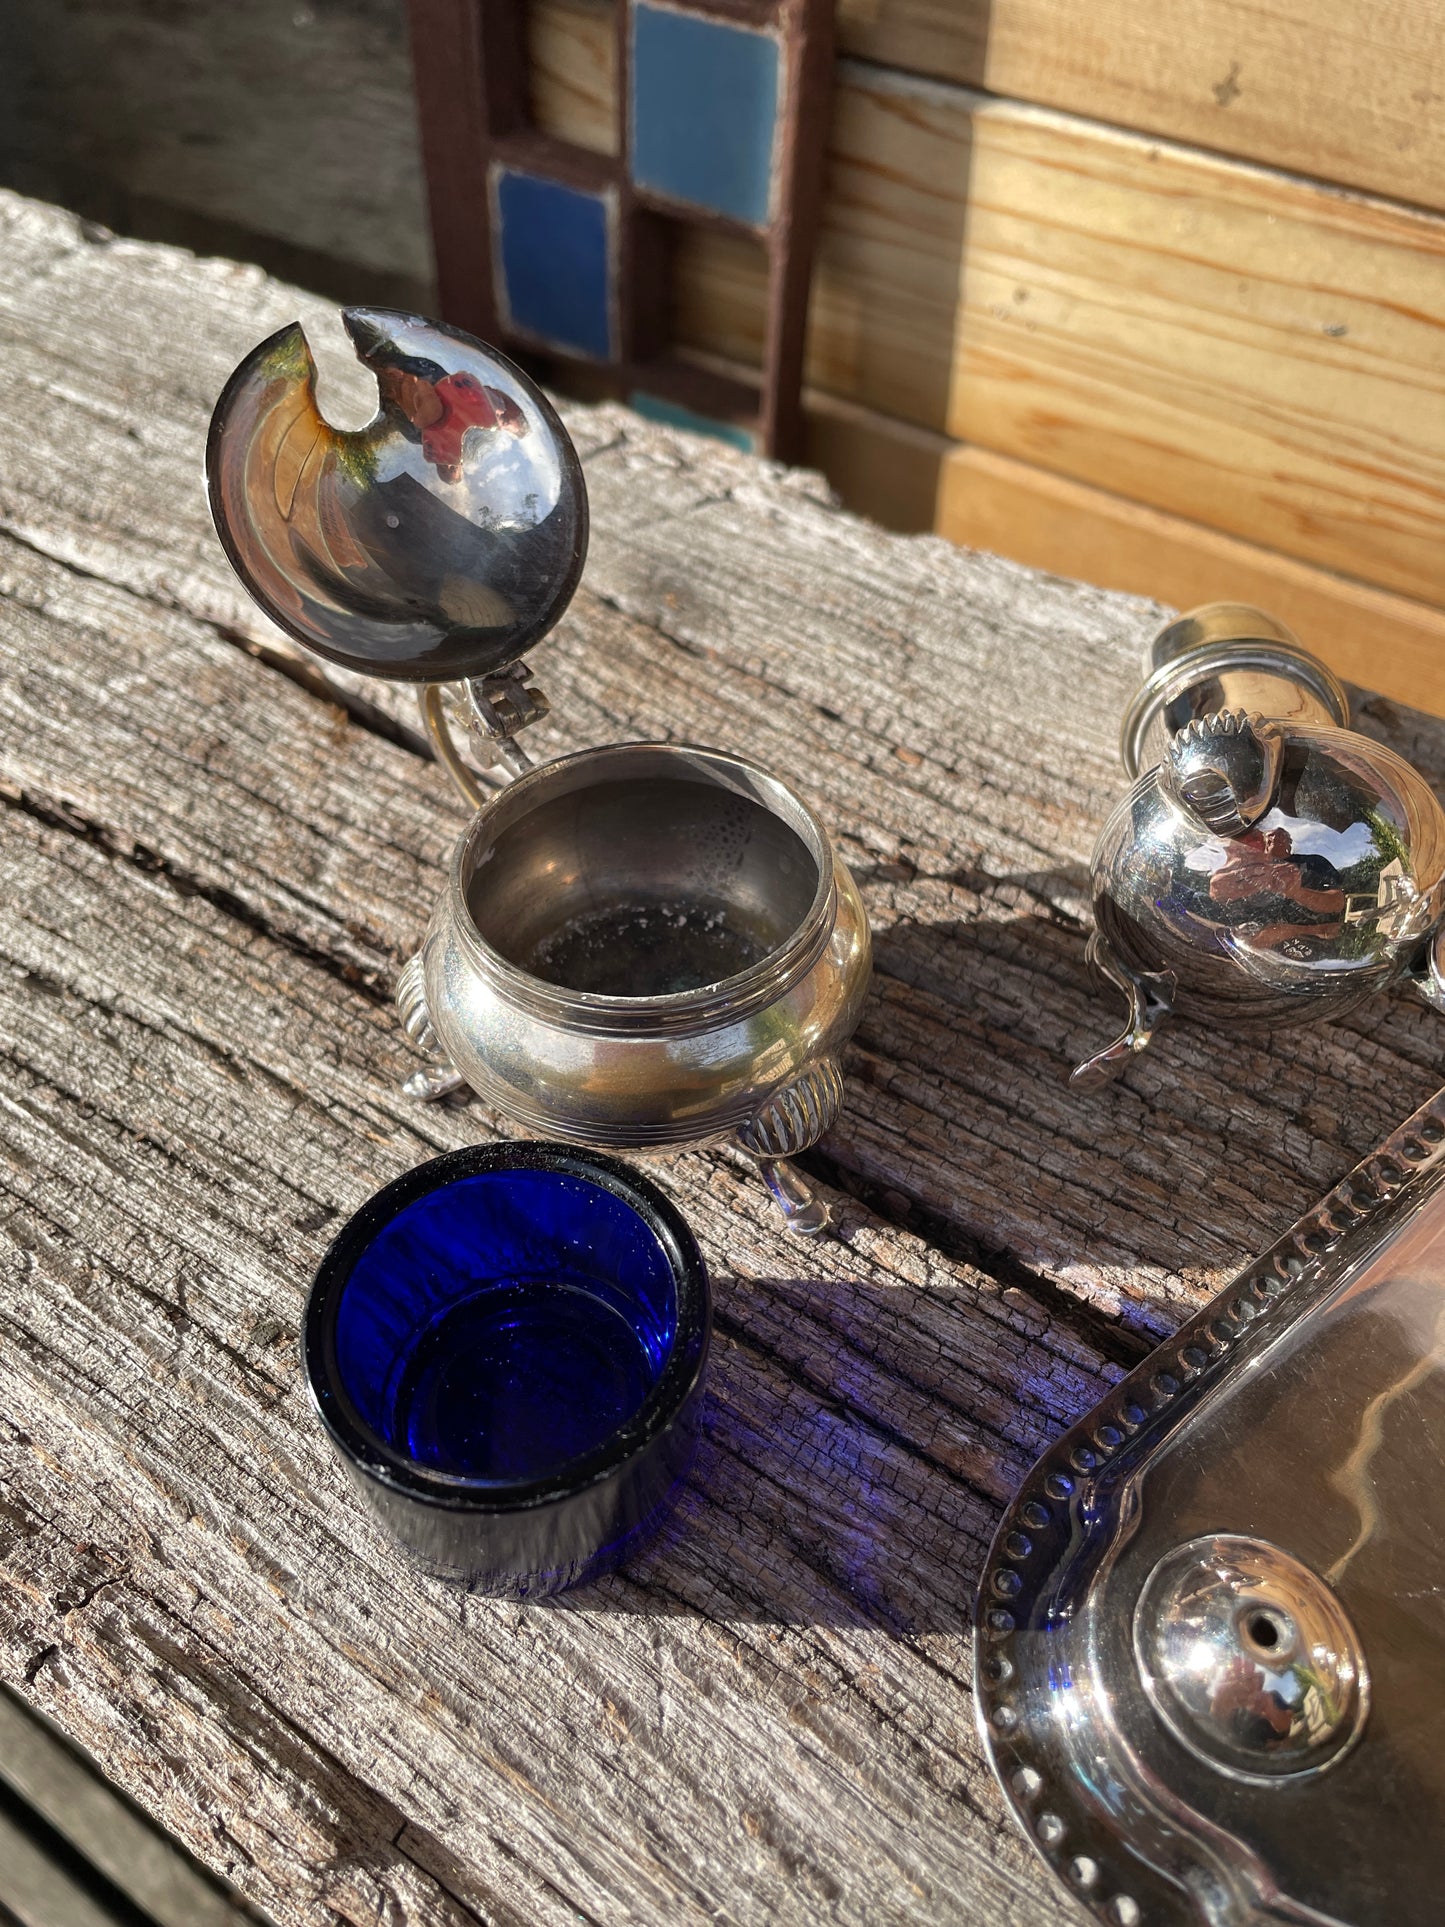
[3,187,1443,1927]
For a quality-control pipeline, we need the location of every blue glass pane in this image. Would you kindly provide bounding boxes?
[333,1169,677,1482]
[629,391,756,453]
[631,6,780,226]
[494,169,614,361]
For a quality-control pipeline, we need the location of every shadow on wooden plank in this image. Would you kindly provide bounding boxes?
[0,1688,265,1927]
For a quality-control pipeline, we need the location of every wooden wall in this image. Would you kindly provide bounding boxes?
[533,0,1445,710]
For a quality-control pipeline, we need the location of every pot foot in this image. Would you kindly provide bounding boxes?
[756,1157,831,1235]
[1070,931,1174,1091]
[402,1064,471,1103]
[396,953,471,1104]
[737,1060,844,1234]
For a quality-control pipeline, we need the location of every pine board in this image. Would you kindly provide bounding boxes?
[804,394,1445,717]
[661,66,1445,608]
[531,11,1445,610]
[932,440,1445,715]
[2,188,1445,1919]
[531,0,1445,215]
[834,0,1445,214]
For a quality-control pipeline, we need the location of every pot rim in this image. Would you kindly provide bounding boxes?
[444,741,839,1035]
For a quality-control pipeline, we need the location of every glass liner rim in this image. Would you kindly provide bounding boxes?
[302,1140,710,1513]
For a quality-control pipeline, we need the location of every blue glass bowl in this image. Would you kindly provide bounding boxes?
[303,1142,709,1594]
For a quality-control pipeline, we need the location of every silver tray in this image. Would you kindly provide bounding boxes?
[976,1089,1445,1926]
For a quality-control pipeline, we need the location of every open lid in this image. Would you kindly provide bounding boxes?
[206,309,588,683]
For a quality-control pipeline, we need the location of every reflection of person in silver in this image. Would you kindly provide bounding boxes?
[373,352,528,483]
[308,405,572,640]
[1208,826,1346,956]
[1210,1654,1295,1751]
[288,321,574,645]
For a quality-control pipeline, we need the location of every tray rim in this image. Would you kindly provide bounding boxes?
[974,1082,1445,1927]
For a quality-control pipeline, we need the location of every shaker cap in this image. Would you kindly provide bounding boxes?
[207,310,588,683]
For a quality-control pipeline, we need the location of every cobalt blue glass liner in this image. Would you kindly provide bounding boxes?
[303,1141,710,1595]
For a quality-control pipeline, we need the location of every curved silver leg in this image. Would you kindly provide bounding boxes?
[1070,931,1175,1091]
[738,1058,844,1235]
[396,954,472,1105]
[402,1063,470,1103]
[754,1158,831,1236]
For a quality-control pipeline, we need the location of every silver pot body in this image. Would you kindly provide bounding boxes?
[406,742,871,1156]
[1073,603,1445,1090]
[1091,722,1445,1031]
[205,311,871,1231]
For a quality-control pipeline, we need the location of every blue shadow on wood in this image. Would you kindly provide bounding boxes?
[630,5,781,227]
[493,168,615,361]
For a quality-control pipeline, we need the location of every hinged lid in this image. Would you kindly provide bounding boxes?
[206,309,588,684]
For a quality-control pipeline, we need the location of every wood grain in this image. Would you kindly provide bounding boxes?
[932,438,1445,717]
[662,66,1445,608]
[803,395,1445,716]
[835,0,1445,214]
[14,1,1441,642]
[6,182,1445,1925]
[0,788,1099,1927]
[6,188,1445,1325]
[528,0,1445,215]
[527,0,619,158]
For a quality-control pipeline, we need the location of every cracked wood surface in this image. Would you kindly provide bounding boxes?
[0,188,1443,1923]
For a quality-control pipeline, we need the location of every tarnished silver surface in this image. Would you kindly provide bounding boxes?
[1076,604,1445,1088]
[401,742,872,1231]
[976,1089,1445,1926]
[209,314,873,1230]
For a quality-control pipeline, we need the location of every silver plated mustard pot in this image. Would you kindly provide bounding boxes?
[207,310,871,1232]
[1074,601,1445,1088]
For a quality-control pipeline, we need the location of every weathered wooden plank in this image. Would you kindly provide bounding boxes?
[805,394,1445,718]
[0,1686,256,1927]
[6,183,1445,1925]
[667,66,1445,608]
[0,794,1101,1927]
[2,190,1444,1343]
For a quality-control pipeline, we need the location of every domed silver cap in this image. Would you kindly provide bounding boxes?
[206,310,587,683]
[1134,1534,1369,1781]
